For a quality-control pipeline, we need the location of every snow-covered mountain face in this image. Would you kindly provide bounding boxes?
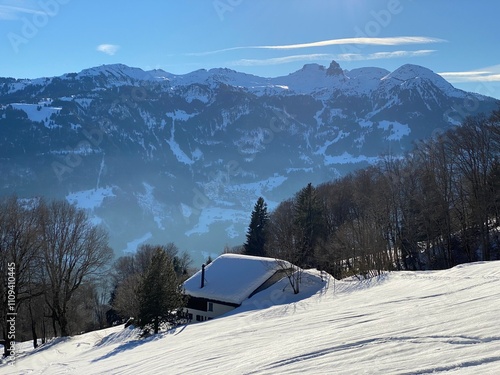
[0,61,497,261]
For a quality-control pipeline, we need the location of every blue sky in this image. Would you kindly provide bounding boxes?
[1,0,499,98]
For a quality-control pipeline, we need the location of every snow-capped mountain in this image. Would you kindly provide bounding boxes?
[0,61,497,260]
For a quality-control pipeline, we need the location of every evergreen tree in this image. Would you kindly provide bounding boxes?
[294,183,325,267]
[244,197,269,257]
[138,248,185,334]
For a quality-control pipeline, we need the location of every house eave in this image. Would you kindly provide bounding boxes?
[185,294,240,309]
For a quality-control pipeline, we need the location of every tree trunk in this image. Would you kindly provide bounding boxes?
[31,322,38,349]
[2,328,13,358]
[41,316,47,344]
[154,316,159,334]
[59,313,69,337]
[51,312,58,338]
[29,302,38,349]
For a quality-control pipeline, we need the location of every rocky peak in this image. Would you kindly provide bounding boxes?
[326,60,343,76]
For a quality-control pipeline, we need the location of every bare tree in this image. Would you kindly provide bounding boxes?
[112,273,141,320]
[38,199,113,337]
[265,199,302,294]
[90,277,112,330]
[0,196,41,356]
[447,116,500,261]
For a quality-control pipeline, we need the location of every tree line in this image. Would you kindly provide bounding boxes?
[0,198,112,357]
[244,111,500,279]
[109,243,191,334]
[0,198,191,358]
[2,110,499,356]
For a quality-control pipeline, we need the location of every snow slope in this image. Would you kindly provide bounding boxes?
[3,262,500,374]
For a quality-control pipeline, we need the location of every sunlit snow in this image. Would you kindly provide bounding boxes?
[123,232,153,253]
[10,103,61,128]
[378,120,411,141]
[166,119,194,165]
[5,261,500,374]
[66,187,115,210]
[322,151,379,165]
[185,207,248,237]
[183,254,290,305]
[135,183,169,230]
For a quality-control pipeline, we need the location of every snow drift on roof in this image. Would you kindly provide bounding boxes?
[183,254,291,305]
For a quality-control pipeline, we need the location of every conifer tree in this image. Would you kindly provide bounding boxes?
[244,197,269,257]
[138,248,185,334]
[294,183,325,267]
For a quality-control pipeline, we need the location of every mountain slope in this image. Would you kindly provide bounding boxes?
[0,61,498,259]
[5,261,500,374]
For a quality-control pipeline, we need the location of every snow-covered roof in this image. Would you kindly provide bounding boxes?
[183,254,289,305]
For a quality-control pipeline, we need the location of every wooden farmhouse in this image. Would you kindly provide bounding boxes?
[183,254,290,322]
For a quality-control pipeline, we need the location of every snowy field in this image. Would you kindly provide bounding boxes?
[3,261,500,374]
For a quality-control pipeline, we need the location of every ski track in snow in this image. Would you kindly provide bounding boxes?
[4,261,500,374]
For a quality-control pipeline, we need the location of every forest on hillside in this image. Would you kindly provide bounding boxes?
[0,197,191,357]
[1,110,499,357]
[245,110,500,278]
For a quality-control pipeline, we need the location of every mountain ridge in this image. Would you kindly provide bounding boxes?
[0,60,498,261]
[2,60,477,100]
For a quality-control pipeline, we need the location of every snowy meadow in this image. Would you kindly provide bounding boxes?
[3,261,500,374]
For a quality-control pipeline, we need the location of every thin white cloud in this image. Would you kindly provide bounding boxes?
[439,71,491,77]
[439,68,500,83]
[0,4,46,20]
[232,50,436,67]
[232,54,334,66]
[339,50,436,61]
[260,37,445,49]
[96,44,120,56]
[190,36,445,56]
